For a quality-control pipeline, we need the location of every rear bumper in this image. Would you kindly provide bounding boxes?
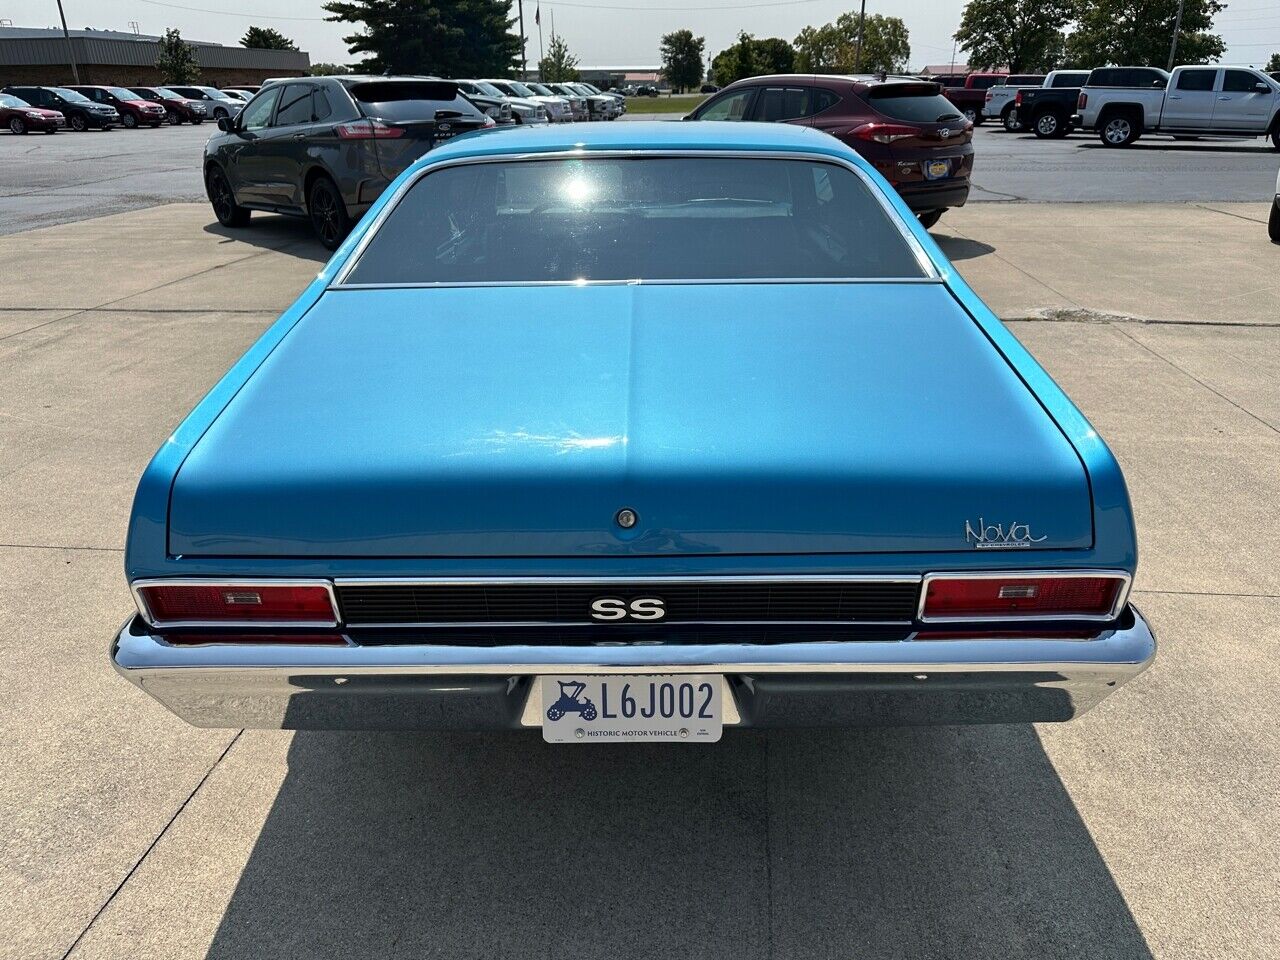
[111,606,1156,731]
[896,178,970,213]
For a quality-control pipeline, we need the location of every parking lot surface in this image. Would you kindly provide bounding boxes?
[2,134,1279,959]
[4,121,1279,237]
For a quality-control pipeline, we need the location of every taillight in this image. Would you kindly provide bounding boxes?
[1078,92,1087,109]
[984,90,993,102]
[1014,91,1023,106]
[134,581,339,627]
[919,573,1128,622]
[848,122,920,144]
[334,119,404,140]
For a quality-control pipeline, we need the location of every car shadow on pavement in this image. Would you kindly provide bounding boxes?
[933,234,996,261]
[203,218,330,264]
[205,724,1153,960]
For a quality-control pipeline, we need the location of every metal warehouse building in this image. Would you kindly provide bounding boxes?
[0,27,309,88]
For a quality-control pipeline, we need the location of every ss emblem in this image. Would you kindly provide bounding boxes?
[590,597,666,621]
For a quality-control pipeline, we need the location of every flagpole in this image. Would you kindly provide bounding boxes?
[537,4,544,67]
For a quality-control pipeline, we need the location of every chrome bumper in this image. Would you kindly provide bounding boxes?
[110,607,1156,730]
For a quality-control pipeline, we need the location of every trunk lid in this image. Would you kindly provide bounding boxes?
[168,283,1093,557]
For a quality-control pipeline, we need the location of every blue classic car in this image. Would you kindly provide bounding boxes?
[112,122,1155,740]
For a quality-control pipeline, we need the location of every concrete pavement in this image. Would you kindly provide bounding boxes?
[0,201,1277,959]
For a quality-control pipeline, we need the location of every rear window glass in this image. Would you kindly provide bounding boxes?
[1007,75,1045,85]
[1050,72,1089,87]
[348,81,481,121]
[865,86,963,123]
[344,157,925,285]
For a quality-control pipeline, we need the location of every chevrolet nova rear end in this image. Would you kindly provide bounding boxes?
[112,123,1154,737]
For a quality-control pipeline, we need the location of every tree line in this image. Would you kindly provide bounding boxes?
[152,1,1272,90]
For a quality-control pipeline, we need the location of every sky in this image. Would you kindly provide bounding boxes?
[3,0,1279,70]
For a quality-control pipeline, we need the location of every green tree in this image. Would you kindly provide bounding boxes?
[710,32,794,87]
[539,32,580,82]
[323,0,521,77]
[1264,52,1280,73]
[1067,0,1225,69]
[155,28,200,84]
[308,62,349,75]
[794,13,909,74]
[241,26,298,50]
[660,29,706,93]
[953,0,1072,73]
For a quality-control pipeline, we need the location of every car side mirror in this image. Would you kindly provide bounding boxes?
[217,116,233,132]
[1256,82,1271,93]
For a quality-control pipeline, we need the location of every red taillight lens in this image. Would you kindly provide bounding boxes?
[136,583,338,626]
[920,575,1126,621]
[1078,92,1087,109]
[848,122,920,144]
[334,119,404,140]
[1014,91,1023,106]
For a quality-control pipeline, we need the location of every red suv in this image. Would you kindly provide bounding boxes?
[687,74,973,228]
[67,86,166,129]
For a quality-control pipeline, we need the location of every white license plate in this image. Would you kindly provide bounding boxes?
[541,674,722,743]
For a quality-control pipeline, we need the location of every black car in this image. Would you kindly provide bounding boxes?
[203,76,494,249]
[1,85,117,131]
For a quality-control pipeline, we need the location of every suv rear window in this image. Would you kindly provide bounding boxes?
[864,85,963,123]
[348,81,482,122]
[343,156,925,284]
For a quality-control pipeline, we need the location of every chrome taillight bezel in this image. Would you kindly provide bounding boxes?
[917,570,1132,623]
[131,578,340,629]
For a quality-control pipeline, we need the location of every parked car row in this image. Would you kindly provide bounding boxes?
[686,73,973,229]
[976,64,1280,149]
[0,82,249,131]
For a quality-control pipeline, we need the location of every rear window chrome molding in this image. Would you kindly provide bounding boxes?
[329,148,941,288]
[131,578,341,629]
[917,570,1133,624]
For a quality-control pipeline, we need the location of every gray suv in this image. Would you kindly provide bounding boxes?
[203,77,493,249]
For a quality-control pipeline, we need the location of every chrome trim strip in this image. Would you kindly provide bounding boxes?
[330,277,945,290]
[329,148,939,287]
[131,578,340,629]
[335,575,922,585]
[916,570,1132,623]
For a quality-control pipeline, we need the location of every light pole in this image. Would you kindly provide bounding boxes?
[853,0,867,72]
[517,0,527,77]
[1167,0,1185,71]
[55,0,80,84]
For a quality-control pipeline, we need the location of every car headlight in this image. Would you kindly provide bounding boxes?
[485,106,500,118]
[26,111,43,118]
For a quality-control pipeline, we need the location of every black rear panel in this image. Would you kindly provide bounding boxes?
[336,580,922,626]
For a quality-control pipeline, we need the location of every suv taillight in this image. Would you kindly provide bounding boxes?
[919,573,1128,622]
[849,122,920,144]
[334,119,404,140]
[134,581,339,627]
[1014,91,1023,106]
[1078,92,1087,109]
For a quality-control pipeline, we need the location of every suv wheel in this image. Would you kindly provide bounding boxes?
[166,109,181,125]
[1100,113,1138,147]
[121,112,137,129]
[213,107,228,120]
[1270,122,1280,151]
[69,113,87,132]
[308,175,351,251]
[916,209,944,229]
[206,166,250,228]
[8,116,27,135]
[962,108,977,123]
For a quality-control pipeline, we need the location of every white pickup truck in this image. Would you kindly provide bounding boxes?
[984,70,1091,131]
[1076,64,1280,148]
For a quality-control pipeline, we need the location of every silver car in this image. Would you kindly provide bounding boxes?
[478,79,549,125]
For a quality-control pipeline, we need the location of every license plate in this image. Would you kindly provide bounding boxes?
[541,674,722,743]
[924,159,951,180]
